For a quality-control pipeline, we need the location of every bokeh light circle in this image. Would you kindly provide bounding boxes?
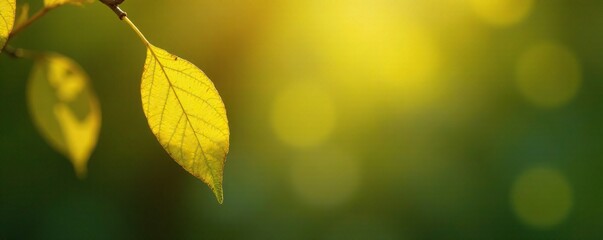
[516,43,582,108]
[271,82,336,148]
[291,150,361,208]
[511,167,573,229]
[469,0,535,26]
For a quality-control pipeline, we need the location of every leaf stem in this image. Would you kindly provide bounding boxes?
[122,16,151,47]
[9,6,55,39]
[98,3,150,48]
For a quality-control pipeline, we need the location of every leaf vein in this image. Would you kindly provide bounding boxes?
[165,112,185,147]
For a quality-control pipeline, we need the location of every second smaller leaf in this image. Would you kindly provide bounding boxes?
[0,0,16,52]
[28,53,101,178]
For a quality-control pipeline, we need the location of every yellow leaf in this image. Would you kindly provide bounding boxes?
[141,44,229,203]
[0,0,16,52]
[44,0,91,8]
[28,53,101,178]
[15,3,29,27]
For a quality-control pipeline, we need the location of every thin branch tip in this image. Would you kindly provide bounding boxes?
[99,0,126,19]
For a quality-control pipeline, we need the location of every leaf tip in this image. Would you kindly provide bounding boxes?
[213,184,224,204]
[74,164,87,179]
[73,154,89,179]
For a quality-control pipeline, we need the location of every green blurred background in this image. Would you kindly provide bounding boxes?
[1,0,603,239]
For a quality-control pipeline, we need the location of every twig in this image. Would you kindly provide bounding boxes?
[2,45,36,59]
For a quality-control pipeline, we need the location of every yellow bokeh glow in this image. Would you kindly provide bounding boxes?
[271,82,336,148]
[253,0,443,120]
[469,0,535,26]
[516,43,582,108]
[511,167,573,229]
[317,1,442,111]
[291,150,360,208]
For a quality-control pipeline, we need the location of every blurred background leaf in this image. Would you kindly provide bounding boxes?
[27,52,101,178]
